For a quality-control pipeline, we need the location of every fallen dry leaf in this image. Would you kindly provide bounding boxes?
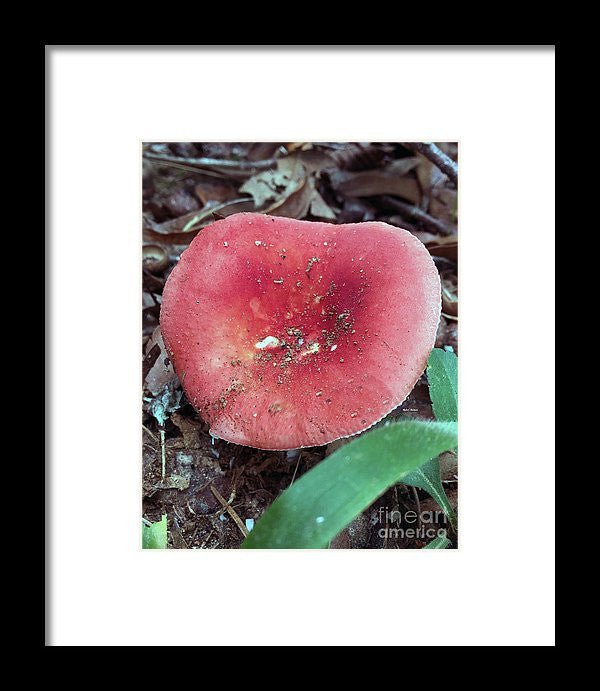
[327,143,391,171]
[266,175,335,220]
[194,178,240,205]
[415,155,446,199]
[264,175,312,218]
[292,149,336,174]
[242,155,336,220]
[429,187,458,226]
[285,142,313,153]
[425,235,458,263]
[309,186,337,220]
[247,142,284,161]
[386,157,421,176]
[240,157,306,207]
[328,165,421,204]
[143,198,255,245]
[441,272,458,317]
[171,412,203,449]
[144,327,178,395]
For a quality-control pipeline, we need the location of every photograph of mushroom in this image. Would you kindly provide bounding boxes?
[143,143,458,549]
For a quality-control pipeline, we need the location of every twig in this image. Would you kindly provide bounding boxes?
[402,142,458,186]
[143,158,230,178]
[200,529,214,549]
[382,196,456,236]
[288,452,302,487]
[143,151,277,173]
[142,343,161,381]
[172,515,189,548]
[210,485,249,538]
[142,424,159,443]
[159,426,166,481]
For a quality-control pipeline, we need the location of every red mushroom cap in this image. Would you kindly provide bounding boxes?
[160,213,441,450]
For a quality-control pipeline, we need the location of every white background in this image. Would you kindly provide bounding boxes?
[48,47,555,646]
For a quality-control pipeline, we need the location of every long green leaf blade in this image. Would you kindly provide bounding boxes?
[427,348,458,422]
[401,349,458,530]
[402,457,457,531]
[423,535,451,549]
[241,420,458,549]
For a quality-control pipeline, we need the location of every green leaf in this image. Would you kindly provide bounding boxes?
[423,535,451,549]
[142,514,168,549]
[241,420,458,549]
[427,348,458,422]
[402,349,458,530]
[402,457,457,531]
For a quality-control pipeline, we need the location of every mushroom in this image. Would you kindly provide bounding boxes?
[160,212,441,450]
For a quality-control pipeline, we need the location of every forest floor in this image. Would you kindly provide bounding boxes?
[142,142,458,549]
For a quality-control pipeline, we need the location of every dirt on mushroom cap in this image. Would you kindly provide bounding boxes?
[159,212,441,450]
